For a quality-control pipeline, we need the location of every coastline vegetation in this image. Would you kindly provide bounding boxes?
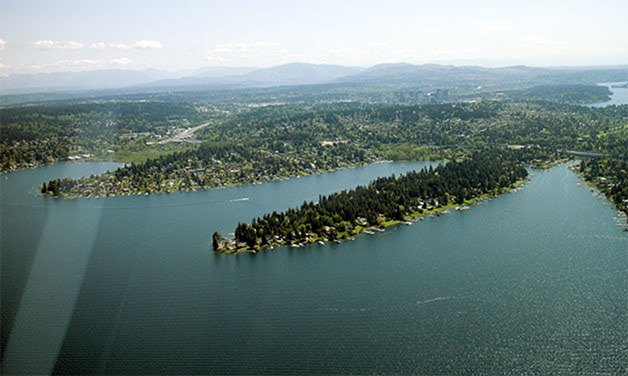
[0,101,211,171]
[38,100,627,200]
[1,85,624,225]
[578,158,627,216]
[41,141,372,197]
[213,150,528,253]
[502,84,612,104]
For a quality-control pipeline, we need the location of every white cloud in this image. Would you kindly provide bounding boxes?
[32,39,162,51]
[61,59,98,67]
[206,41,284,63]
[205,55,227,63]
[110,40,163,50]
[111,57,132,65]
[368,41,387,48]
[33,40,85,49]
[1,57,142,75]
[133,40,163,49]
[0,63,9,77]
[232,43,248,52]
[110,43,132,50]
[211,46,233,54]
[207,43,244,59]
[0,38,5,51]
[254,41,279,47]
[210,41,280,54]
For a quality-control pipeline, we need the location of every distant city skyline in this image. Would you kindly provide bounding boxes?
[1,0,627,75]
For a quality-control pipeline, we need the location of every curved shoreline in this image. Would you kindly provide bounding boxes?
[39,159,429,199]
[216,178,529,255]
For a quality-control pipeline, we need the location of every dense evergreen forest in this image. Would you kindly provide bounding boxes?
[213,150,528,253]
[501,84,612,104]
[0,102,207,170]
[579,158,627,215]
[1,82,624,221]
[205,100,627,156]
[38,100,627,208]
[42,141,372,196]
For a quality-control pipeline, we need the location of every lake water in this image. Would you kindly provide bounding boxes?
[1,161,626,374]
[590,82,628,107]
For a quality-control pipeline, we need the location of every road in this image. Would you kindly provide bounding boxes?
[155,122,210,144]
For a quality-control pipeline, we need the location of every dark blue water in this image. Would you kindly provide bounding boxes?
[1,161,626,374]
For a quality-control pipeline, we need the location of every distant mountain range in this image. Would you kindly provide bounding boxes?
[0,69,177,94]
[338,63,628,86]
[2,62,628,96]
[135,63,363,90]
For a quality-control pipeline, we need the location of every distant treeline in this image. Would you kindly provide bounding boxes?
[0,102,204,171]
[39,100,627,207]
[41,140,372,197]
[504,84,612,104]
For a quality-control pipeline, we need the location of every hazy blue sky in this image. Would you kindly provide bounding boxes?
[1,0,626,75]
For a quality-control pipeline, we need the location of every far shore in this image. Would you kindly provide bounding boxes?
[39,159,433,199]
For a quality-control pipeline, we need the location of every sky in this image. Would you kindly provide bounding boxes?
[0,0,627,75]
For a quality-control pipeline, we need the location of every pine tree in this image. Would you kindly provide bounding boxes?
[212,232,222,251]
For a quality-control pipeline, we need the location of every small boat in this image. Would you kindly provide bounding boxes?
[403,221,414,225]
[318,241,325,245]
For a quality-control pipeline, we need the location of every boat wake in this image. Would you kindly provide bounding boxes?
[228,197,250,202]
[416,296,453,305]
[317,307,371,313]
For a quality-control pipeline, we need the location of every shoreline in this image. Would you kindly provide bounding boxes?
[40,159,427,199]
[570,163,628,224]
[1,155,120,174]
[217,177,530,255]
[43,161,373,199]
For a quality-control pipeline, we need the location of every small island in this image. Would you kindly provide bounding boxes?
[610,83,628,89]
[213,150,528,254]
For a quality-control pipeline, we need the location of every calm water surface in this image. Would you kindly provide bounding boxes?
[590,82,628,107]
[1,161,626,374]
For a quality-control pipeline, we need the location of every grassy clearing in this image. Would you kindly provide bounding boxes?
[112,142,197,164]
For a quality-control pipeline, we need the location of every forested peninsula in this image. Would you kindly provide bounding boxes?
[37,100,627,201]
[213,150,528,253]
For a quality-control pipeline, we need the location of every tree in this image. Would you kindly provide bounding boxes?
[212,232,222,251]
[51,180,60,196]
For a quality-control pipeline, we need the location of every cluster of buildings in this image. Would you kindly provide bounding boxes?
[393,89,450,103]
